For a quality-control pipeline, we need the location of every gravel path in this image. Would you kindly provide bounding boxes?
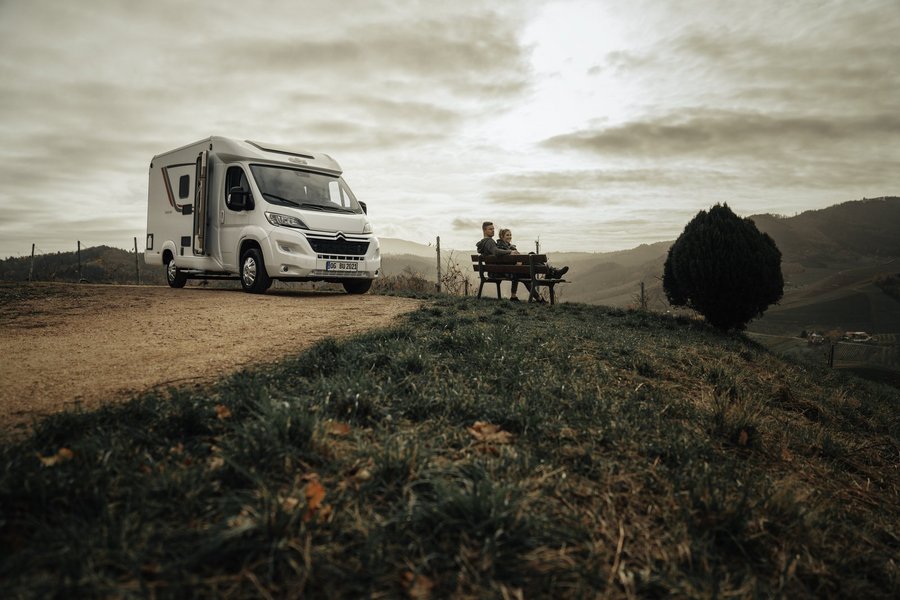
[0,283,421,434]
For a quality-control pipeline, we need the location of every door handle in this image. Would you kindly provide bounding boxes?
[220,210,224,224]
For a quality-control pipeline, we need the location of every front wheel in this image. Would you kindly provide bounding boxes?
[342,279,373,295]
[240,248,271,294]
[166,257,187,288]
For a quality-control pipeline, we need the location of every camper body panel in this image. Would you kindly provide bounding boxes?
[145,137,381,290]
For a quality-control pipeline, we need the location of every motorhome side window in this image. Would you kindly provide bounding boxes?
[178,175,190,199]
[225,166,251,210]
[249,164,362,213]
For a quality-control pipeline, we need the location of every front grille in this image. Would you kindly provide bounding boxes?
[307,238,369,256]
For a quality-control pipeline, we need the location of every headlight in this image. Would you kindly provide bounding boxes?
[363,222,372,233]
[265,212,308,229]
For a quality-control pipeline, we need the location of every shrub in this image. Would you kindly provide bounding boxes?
[663,203,783,330]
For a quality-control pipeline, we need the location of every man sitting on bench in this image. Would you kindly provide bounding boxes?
[475,222,569,300]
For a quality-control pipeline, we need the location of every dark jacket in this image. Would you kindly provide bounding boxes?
[496,239,517,253]
[476,237,511,256]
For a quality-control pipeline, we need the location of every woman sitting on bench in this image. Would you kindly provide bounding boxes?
[476,221,569,301]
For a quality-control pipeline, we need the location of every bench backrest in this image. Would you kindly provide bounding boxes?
[471,254,550,276]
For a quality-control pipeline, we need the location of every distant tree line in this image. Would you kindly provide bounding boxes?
[0,245,166,285]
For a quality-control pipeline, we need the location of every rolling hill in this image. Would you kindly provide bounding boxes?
[3,198,898,336]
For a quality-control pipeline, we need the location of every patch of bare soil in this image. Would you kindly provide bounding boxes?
[0,283,422,434]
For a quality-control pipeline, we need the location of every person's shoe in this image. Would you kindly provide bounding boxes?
[555,266,569,279]
[509,296,520,302]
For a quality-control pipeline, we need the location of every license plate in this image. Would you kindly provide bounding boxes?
[326,261,358,272]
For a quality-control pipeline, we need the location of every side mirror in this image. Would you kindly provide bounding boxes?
[358,201,367,214]
[228,187,249,210]
[182,203,193,215]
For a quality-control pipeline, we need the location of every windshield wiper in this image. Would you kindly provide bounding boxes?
[301,202,352,212]
[262,192,300,207]
[303,203,357,213]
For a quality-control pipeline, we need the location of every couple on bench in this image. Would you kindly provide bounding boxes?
[476,221,569,302]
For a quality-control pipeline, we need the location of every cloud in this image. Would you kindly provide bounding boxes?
[590,1,900,116]
[545,110,900,158]
[227,13,529,94]
[451,218,484,232]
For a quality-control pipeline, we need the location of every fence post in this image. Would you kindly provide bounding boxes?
[28,243,35,282]
[77,241,82,282]
[829,343,835,368]
[134,237,140,285]
[435,236,441,293]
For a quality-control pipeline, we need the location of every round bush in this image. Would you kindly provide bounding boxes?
[663,204,783,330]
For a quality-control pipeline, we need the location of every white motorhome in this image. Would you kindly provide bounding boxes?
[145,136,380,294]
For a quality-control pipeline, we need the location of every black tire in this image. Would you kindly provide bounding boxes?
[240,247,271,294]
[342,279,373,295]
[165,256,187,288]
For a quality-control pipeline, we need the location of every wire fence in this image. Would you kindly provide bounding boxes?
[833,338,900,370]
[748,332,900,387]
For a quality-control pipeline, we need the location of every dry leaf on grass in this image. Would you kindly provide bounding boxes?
[281,496,301,513]
[402,571,434,600]
[303,478,332,523]
[37,447,74,467]
[215,404,232,420]
[325,421,352,436]
[467,421,514,444]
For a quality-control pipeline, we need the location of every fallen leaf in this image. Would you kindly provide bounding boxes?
[306,480,325,509]
[467,421,514,444]
[738,430,749,446]
[326,421,352,436]
[303,479,327,522]
[37,447,74,467]
[215,404,232,420]
[318,504,334,522]
[281,496,301,513]
[559,427,578,439]
[208,456,225,471]
[402,571,434,600]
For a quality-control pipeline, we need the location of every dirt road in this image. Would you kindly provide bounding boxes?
[0,283,422,433]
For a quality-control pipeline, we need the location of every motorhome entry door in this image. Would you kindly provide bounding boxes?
[193,150,209,255]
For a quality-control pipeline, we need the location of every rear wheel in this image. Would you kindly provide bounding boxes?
[342,279,373,295]
[240,248,271,293]
[165,256,187,288]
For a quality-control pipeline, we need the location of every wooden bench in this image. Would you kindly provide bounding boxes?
[471,254,568,305]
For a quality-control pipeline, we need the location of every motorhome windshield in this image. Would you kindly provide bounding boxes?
[249,164,361,213]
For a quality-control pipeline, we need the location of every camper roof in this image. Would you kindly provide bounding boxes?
[154,136,343,176]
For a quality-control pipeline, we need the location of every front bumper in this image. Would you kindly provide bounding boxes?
[263,229,381,279]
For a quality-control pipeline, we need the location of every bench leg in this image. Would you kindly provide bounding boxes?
[495,281,502,299]
[549,284,556,305]
[477,280,485,298]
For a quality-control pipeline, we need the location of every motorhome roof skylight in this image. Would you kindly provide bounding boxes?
[246,140,315,160]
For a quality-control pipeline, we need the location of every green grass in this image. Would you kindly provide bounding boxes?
[2,295,899,598]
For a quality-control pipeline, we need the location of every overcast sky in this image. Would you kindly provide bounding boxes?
[0,0,897,257]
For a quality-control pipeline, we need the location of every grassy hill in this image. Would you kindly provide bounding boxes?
[1,293,898,597]
[0,245,165,285]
